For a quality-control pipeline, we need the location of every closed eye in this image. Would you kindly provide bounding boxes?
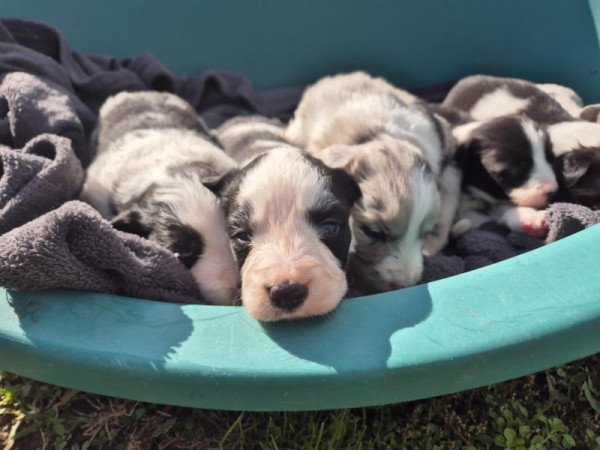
[360,225,388,242]
[231,229,252,245]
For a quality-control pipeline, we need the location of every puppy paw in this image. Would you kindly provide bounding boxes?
[423,232,447,256]
[519,209,548,238]
[497,206,548,238]
[450,218,472,237]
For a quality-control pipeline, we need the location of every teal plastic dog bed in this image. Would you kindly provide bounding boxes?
[1,0,600,411]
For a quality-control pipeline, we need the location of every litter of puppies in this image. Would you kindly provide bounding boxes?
[0,20,598,322]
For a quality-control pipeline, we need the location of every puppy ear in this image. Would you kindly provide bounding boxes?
[318,144,362,170]
[452,121,484,146]
[330,167,362,206]
[555,150,593,187]
[202,170,237,196]
[111,208,151,238]
[579,104,600,123]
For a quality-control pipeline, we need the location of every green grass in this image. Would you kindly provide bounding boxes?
[1,354,599,449]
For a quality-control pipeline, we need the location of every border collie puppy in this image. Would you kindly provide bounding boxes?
[445,75,598,216]
[286,71,461,293]
[80,91,240,305]
[442,75,574,124]
[215,115,288,163]
[452,115,558,236]
[208,146,361,321]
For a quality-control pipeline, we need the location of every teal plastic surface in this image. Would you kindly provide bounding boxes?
[1,0,600,411]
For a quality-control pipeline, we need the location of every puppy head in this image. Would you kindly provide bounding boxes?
[320,137,441,292]
[213,147,360,322]
[454,116,558,208]
[554,147,600,209]
[112,180,239,305]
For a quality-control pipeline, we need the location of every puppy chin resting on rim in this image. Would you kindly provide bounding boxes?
[80,91,240,305]
[208,145,361,322]
[286,71,461,294]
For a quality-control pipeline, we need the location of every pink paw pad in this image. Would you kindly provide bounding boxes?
[520,211,548,238]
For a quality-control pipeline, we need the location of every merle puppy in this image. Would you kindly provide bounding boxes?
[208,146,361,321]
[286,71,461,293]
[80,91,240,305]
[215,115,288,163]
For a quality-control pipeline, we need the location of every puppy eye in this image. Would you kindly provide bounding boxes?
[360,225,387,242]
[232,230,252,244]
[319,221,340,238]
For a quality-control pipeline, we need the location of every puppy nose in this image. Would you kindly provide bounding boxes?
[269,283,308,311]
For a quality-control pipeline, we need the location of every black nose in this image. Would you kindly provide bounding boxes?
[269,283,308,311]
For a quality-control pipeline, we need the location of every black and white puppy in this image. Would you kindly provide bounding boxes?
[80,91,240,304]
[452,115,557,236]
[208,146,361,321]
[286,71,461,293]
[446,75,599,218]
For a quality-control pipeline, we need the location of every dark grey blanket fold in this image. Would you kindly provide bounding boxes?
[0,201,202,303]
[0,133,83,235]
[420,203,599,284]
[0,18,597,303]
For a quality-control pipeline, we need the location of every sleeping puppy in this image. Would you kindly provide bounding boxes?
[446,75,598,215]
[208,146,361,321]
[80,91,240,305]
[452,115,558,236]
[215,115,287,163]
[286,71,461,293]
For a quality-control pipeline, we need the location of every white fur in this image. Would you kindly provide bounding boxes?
[536,83,583,117]
[508,120,558,208]
[547,121,600,156]
[470,88,530,120]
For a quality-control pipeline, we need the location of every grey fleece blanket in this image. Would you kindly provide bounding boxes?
[0,19,597,303]
[420,204,600,284]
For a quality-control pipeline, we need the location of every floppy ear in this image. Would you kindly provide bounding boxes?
[579,104,600,123]
[330,167,362,206]
[451,121,484,146]
[202,170,237,196]
[318,144,362,171]
[111,208,151,238]
[555,150,593,187]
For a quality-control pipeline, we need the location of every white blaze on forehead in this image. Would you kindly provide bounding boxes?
[238,147,332,224]
[520,120,557,185]
[236,147,348,321]
[470,88,530,120]
[547,121,600,156]
[508,120,558,208]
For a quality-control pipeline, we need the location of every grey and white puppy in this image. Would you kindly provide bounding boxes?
[215,115,289,164]
[286,71,461,293]
[80,91,240,305]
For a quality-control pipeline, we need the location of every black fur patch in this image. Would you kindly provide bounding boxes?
[554,147,600,209]
[228,201,254,269]
[307,201,353,267]
[151,222,205,269]
[457,116,551,199]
